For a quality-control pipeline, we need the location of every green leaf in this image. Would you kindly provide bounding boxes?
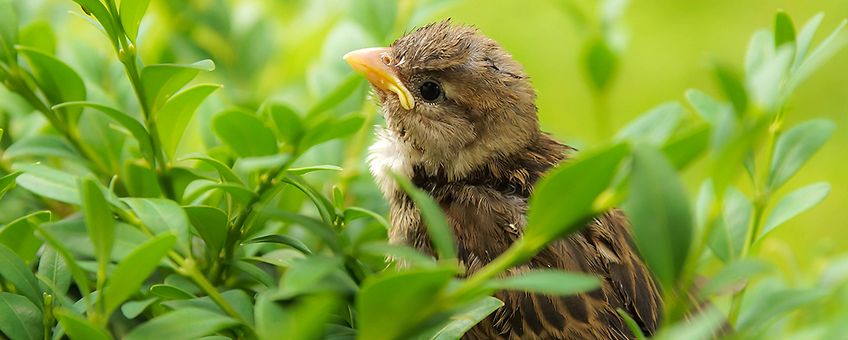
[0,292,43,340]
[280,175,335,224]
[37,246,71,296]
[80,178,115,278]
[119,0,151,42]
[653,307,725,340]
[307,73,364,116]
[267,103,304,145]
[660,125,710,170]
[15,162,80,205]
[744,30,773,92]
[332,186,344,210]
[426,296,503,340]
[17,47,86,120]
[737,287,825,333]
[19,20,55,54]
[712,63,748,116]
[121,297,157,319]
[183,206,227,255]
[0,0,17,62]
[4,135,81,161]
[102,233,175,317]
[357,267,456,340]
[526,143,629,244]
[0,170,21,200]
[54,308,111,340]
[54,101,156,164]
[489,270,600,296]
[184,205,227,257]
[122,198,191,253]
[161,290,253,323]
[245,234,312,255]
[233,154,290,173]
[181,154,244,185]
[169,166,206,201]
[747,44,793,112]
[583,37,618,92]
[768,119,835,190]
[156,84,221,159]
[712,119,769,194]
[789,18,847,95]
[685,89,737,150]
[123,161,163,198]
[616,308,647,340]
[0,211,50,263]
[686,89,725,123]
[233,260,276,288]
[392,173,456,261]
[344,206,392,231]
[41,218,146,262]
[699,259,772,298]
[70,0,119,48]
[125,307,239,340]
[708,187,751,262]
[615,102,685,146]
[279,256,352,297]
[77,110,126,173]
[32,223,92,306]
[255,292,338,340]
[358,242,436,269]
[0,243,43,310]
[185,181,256,206]
[300,115,365,150]
[761,182,830,239]
[141,60,216,113]
[212,110,278,157]
[287,165,343,175]
[792,13,824,70]
[625,147,693,289]
[150,284,195,300]
[774,10,796,48]
[264,209,341,252]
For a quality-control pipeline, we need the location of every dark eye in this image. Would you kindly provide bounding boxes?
[419,81,442,102]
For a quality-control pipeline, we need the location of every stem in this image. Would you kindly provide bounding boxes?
[451,239,535,299]
[4,67,112,177]
[208,155,298,282]
[42,293,53,340]
[119,50,173,194]
[177,257,244,321]
[727,112,783,326]
[114,208,249,329]
[665,197,723,323]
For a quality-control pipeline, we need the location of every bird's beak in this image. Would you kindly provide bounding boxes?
[343,47,415,110]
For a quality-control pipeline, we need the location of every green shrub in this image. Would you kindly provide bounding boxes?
[0,1,845,339]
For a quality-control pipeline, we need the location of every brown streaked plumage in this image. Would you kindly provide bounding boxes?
[345,20,662,339]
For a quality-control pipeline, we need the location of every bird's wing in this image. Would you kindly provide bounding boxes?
[467,210,662,340]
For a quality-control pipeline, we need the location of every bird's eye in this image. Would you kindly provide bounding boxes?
[418,81,442,102]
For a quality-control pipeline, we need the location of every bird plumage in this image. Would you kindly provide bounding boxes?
[347,20,662,339]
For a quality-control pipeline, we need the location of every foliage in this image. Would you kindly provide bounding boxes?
[0,0,845,339]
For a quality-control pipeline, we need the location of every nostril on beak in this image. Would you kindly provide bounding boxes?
[380,53,392,65]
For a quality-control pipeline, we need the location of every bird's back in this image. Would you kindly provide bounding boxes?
[382,132,662,339]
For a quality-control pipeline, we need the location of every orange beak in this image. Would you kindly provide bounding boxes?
[343,47,415,110]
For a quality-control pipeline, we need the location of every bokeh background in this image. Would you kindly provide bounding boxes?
[6,0,846,275]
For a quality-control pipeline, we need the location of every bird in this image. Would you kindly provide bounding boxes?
[344,20,662,339]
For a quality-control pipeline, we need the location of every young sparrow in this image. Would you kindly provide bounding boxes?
[345,20,661,339]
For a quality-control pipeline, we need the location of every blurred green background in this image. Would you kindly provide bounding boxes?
[7,0,846,271]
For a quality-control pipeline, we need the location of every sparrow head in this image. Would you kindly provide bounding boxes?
[345,20,540,178]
